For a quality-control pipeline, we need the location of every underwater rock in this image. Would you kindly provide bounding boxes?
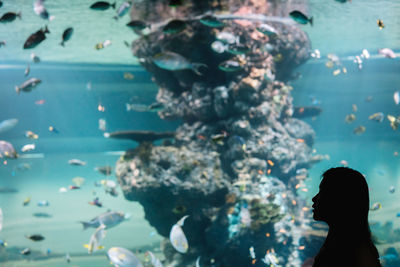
[118,0,316,266]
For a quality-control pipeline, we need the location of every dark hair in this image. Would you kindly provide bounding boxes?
[320,167,371,237]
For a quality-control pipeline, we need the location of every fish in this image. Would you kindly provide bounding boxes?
[226,43,250,55]
[353,125,366,135]
[89,197,103,207]
[21,144,35,152]
[34,0,53,20]
[113,1,131,20]
[389,186,395,194]
[0,40,5,47]
[368,112,384,123]
[196,256,201,267]
[26,234,45,241]
[20,248,31,255]
[218,59,243,72]
[361,49,370,59]
[90,1,116,10]
[0,12,21,22]
[0,240,7,247]
[0,208,2,231]
[49,126,59,133]
[0,140,18,158]
[163,19,186,34]
[95,165,112,176]
[370,202,381,211]
[394,91,400,105]
[126,20,149,33]
[0,187,18,193]
[377,19,384,30]
[211,40,227,54]
[216,31,238,45]
[68,159,86,166]
[99,118,106,131]
[25,63,30,76]
[79,211,128,230]
[262,250,279,266]
[0,118,18,133]
[289,10,313,26]
[148,102,165,112]
[293,106,322,118]
[23,26,50,49]
[147,251,163,267]
[256,23,278,37]
[65,253,71,263]
[33,212,52,218]
[25,130,38,139]
[60,27,73,47]
[72,177,85,186]
[345,114,356,123]
[15,78,42,94]
[0,1,2,8]
[31,53,40,63]
[199,15,224,28]
[169,215,189,253]
[123,72,134,80]
[37,200,49,207]
[84,224,106,254]
[387,115,400,130]
[152,51,207,75]
[95,40,112,50]
[107,247,143,267]
[378,48,396,58]
[23,197,31,206]
[335,0,351,3]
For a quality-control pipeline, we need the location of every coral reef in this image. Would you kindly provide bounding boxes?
[116,0,326,266]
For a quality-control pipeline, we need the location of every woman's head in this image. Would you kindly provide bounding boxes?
[312,167,370,227]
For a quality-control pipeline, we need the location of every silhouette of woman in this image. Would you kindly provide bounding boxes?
[311,167,381,267]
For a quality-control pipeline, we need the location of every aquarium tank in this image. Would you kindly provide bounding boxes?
[0,0,399,266]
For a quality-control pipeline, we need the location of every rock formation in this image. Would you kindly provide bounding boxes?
[116,1,326,266]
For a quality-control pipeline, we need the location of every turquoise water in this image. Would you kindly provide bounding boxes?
[1,0,400,266]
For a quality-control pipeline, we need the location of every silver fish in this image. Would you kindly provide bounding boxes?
[15,78,41,94]
[107,247,143,267]
[152,51,207,75]
[85,224,106,254]
[0,140,17,158]
[169,215,189,253]
[147,251,163,267]
[25,63,30,76]
[79,211,128,230]
[0,119,18,133]
[114,1,131,20]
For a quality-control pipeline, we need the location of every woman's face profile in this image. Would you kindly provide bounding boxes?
[312,181,331,222]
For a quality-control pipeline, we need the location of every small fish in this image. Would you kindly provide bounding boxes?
[95,165,112,176]
[20,248,31,255]
[361,49,370,59]
[389,186,395,194]
[0,1,3,8]
[172,205,187,215]
[377,19,384,30]
[387,115,400,130]
[0,118,18,133]
[23,26,50,49]
[289,10,313,26]
[15,78,42,94]
[113,1,131,20]
[249,246,256,260]
[89,197,103,207]
[345,114,356,123]
[25,63,30,77]
[72,176,85,187]
[123,72,134,80]
[148,102,164,112]
[79,211,128,230]
[353,125,366,135]
[335,0,351,3]
[0,12,21,23]
[211,40,227,54]
[126,20,149,32]
[49,126,59,133]
[90,1,116,10]
[226,43,250,55]
[378,48,396,58]
[26,234,45,241]
[368,112,384,123]
[37,200,49,207]
[60,27,73,46]
[69,185,80,190]
[31,53,40,63]
[95,40,111,50]
[370,202,381,211]
[0,240,7,247]
[256,24,278,37]
[65,253,71,263]
[84,224,106,254]
[107,247,143,267]
[352,104,357,112]
[169,215,189,253]
[152,51,207,75]
[147,251,163,267]
[218,59,243,72]
[68,159,86,166]
[33,212,52,218]
[333,69,341,76]
[199,15,224,28]
[23,197,31,206]
[0,40,5,47]
[394,91,400,105]
[216,31,238,44]
[99,118,106,131]
[25,131,39,139]
[21,144,35,152]
[59,187,68,193]
[34,0,53,20]
[163,19,186,34]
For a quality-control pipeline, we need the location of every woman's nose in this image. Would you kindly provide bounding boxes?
[312,193,319,203]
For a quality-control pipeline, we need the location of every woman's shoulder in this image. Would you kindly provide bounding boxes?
[355,243,381,267]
